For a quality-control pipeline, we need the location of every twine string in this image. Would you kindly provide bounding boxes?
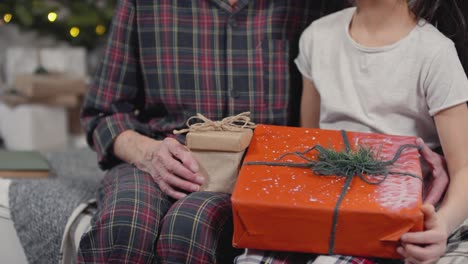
[173,112,256,134]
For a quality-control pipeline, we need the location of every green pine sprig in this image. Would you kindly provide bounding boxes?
[246,143,422,184]
[311,144,387,177]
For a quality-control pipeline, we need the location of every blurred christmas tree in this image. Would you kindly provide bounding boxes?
[0,0,116,49]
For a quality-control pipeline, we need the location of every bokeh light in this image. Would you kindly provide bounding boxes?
[69,27,80,38]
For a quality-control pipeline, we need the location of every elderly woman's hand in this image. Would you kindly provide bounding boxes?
[114,130,204,199]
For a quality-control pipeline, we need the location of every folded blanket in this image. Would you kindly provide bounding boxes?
[9,148,103,264]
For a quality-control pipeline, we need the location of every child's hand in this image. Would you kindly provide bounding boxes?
[416,138,449,205]
[397,204,448,264]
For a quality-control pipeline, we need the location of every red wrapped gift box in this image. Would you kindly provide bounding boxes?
[231,124,424,259]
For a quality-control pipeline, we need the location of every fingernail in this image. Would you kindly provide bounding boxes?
[197,176,205,184]
[190,163,199,173]
[400,234,407,240]
[192,185,200,192]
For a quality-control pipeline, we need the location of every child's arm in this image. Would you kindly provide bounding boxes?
[300,77,321,128]
[299,76,450,206]
[399,102,468,263]
[434,103,468,233]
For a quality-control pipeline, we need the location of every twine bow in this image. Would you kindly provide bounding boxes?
[173,112,256,135]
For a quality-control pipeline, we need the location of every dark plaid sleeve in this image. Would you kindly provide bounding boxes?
[81,0,150,169]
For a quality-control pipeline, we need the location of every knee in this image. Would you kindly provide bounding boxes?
[156,192,235,263]
[188,191,232,209]
[167,192,233,226]
[79,192,163,256]
[159,192,233,241]
[78,165,172,262]
[95,173,168,243]
[78,205,162,263]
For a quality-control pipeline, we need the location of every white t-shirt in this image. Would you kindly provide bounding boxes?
[295,7,468,149]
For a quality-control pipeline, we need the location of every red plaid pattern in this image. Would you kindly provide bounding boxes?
[80,0,319,169]
[78,1,320,262]
[157,192,243,263]
[77,164,169,263]
[77,164,241,263]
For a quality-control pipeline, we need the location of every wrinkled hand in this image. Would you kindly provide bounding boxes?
[417,138,449,205]
[398,204,448,264]
[134,137,204,199]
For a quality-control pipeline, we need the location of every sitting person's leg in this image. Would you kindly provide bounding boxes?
[157,191,242,264]
[77,163,172,263]
[437,218,468,263]
[234,249,317,264]
[234,250,403,264]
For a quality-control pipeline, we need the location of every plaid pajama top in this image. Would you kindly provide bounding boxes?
[81,0,319,169]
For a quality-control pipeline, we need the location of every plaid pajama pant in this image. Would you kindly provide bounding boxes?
[77,163,242,263]
[234,219,468,264]
[76,163,468,263]
[234,250,400,264]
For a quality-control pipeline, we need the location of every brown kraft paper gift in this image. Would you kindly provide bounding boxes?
[174,112,255,193]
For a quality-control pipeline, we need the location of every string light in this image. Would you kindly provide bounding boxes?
[2,2,115,48]
[95,24,106,35]
[47,12,58,22]
[3,13,13,23]
[69,27,80,38]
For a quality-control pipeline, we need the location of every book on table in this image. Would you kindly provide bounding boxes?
[0,150,50,178]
